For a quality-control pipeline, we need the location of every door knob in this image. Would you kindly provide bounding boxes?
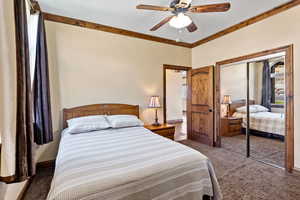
[209,109,213,112]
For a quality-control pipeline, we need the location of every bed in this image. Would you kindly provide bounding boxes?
[233,111,285,136]
[47,104,221,200]
[230,100,285,138]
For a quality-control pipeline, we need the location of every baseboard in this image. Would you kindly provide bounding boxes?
[0,175,16,183]
[293,167,300,175]
[167,119,183,124]
[17,179,31,200]
[36,159,56,168]
[15,160,55,200]
[1,160,55,200]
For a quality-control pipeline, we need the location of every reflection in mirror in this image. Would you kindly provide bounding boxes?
[248,57,285,168]
[220,63,247,156]
[219,55,286,168]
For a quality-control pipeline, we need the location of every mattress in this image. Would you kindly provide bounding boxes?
[47,126,221,200]
[233,112,285,136]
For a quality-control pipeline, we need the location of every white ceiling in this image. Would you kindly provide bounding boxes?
[38,0,292,44]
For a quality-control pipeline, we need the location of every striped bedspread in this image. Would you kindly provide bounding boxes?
[233,112,285,136]
[47,127,221,200]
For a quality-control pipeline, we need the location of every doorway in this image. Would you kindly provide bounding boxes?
[215,45,294,172]
[163,64,191,141]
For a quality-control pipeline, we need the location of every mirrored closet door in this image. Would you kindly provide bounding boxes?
[247,56,285,168]
[219,53,286,169]
[220,63,247,156]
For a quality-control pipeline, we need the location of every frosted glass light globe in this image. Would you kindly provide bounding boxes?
[169,13,192,29]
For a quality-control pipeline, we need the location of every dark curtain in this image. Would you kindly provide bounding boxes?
[261,60,272,111]
[14,0,36,181]
[270,62,284,104]
[33,13,53,145]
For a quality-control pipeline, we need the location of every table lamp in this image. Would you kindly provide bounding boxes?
[148,96,161,126]
[222,95,232,117]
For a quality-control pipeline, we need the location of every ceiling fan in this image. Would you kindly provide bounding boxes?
[136,0,231,32]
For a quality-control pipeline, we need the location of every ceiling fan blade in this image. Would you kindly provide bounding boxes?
[186,22,198,32]
[136,4,173,11]
[189,3,231,13]
[150,16,174,31]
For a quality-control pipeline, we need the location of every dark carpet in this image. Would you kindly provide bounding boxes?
[24,140,300,200]
[221,134,285,168]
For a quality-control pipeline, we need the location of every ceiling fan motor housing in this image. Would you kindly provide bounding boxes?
[170,0,191,14]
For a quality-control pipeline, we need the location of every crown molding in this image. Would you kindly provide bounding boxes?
[191,0,300,48]
[42,1,300,49]
[43,13,192,48]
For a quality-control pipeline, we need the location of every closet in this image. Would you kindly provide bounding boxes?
[215,46,294,171]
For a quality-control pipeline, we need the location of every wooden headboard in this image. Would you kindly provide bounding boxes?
[63,104,139,128]
[229,99,255,116]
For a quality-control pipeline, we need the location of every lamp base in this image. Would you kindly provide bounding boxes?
[152,122,161,126]
[152,108,161,126]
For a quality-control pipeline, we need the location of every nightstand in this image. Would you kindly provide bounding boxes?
[221,117,243,137]
[144,124,175,140]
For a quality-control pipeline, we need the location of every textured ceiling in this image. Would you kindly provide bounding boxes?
[38,0,292,43]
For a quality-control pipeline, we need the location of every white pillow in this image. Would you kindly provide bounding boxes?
[67,115,111,134]
[236,105,269,113]
[254,105,270,112]
[106,115,144,128]
[67,115,106,126]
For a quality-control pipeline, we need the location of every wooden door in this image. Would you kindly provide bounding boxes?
[187,66,214,146]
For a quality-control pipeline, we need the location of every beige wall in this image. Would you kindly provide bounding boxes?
[192,5,300,168]
[36,21,191,162]
[253,62,263,105]
[249,62,262,104]
[166,70,184,121]
[220,63,247,101]
[0,0,17,177]
[220,62,258,103]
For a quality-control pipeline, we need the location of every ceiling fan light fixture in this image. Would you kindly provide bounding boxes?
[169,13,192,29]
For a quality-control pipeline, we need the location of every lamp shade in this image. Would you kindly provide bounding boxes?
[148,96,161,108]
[222,95,232,104]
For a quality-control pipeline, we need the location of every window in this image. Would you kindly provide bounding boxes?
[270,62,284,107]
